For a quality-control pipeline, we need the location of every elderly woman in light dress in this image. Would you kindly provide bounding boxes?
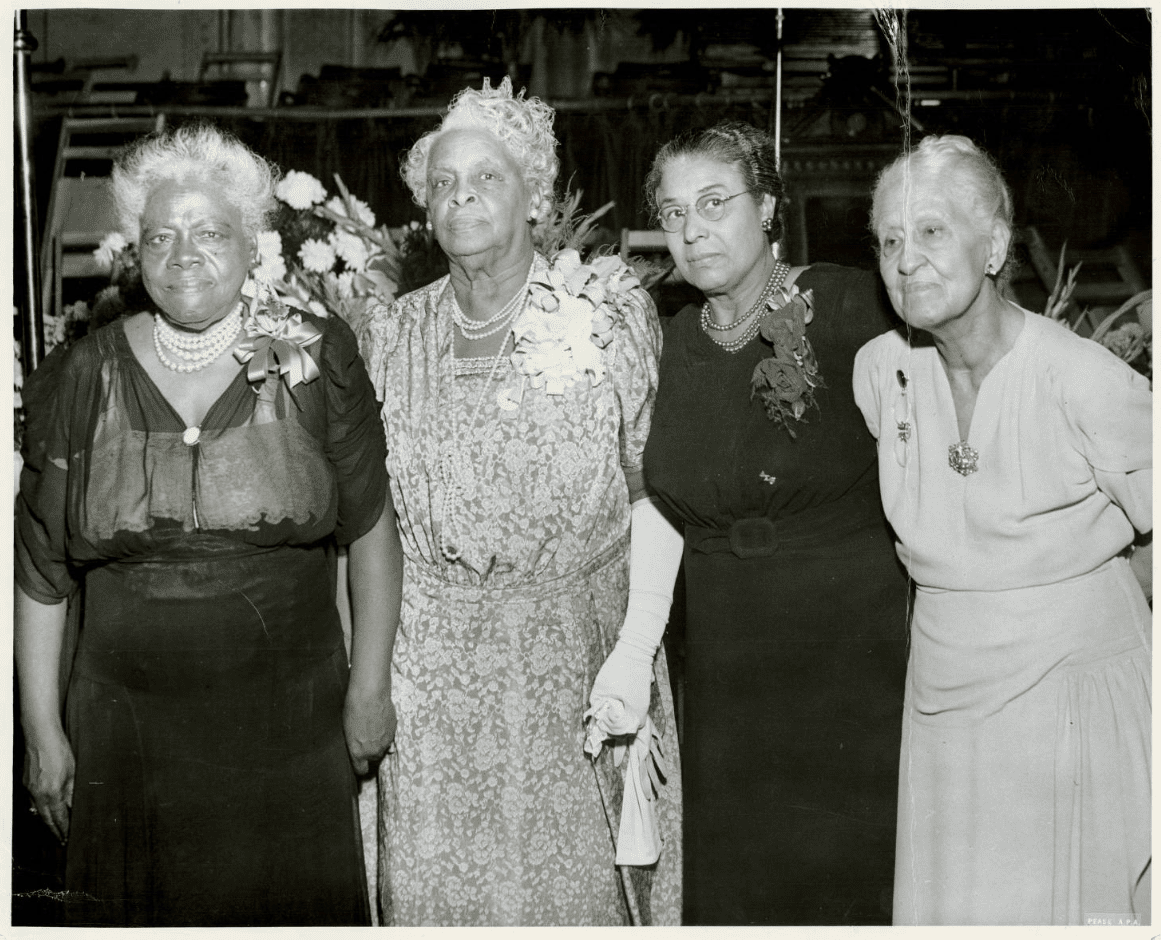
[359,78,682,926]
[855,134,1151,926]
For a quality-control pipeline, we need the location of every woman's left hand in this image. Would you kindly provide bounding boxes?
[343,681,397,776]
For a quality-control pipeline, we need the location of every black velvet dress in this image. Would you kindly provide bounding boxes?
[643,264,909,925]
[15,311,386,926]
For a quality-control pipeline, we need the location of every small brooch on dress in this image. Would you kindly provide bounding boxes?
[948,440,979,476]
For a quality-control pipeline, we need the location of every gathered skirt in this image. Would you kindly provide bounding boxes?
[895,556,1152,925]
[63,547,369,926]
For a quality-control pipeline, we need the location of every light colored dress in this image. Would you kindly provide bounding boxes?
[854,309,1152,926]
[360,251,682,926]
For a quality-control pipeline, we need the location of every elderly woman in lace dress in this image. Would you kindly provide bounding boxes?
[359,78,681,925]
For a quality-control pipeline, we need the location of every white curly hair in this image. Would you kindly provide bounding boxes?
[111,123,280,242]
[401,77,559,226]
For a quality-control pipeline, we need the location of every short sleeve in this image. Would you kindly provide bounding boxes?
[15,343,91,604]
[322,313,388,545]
[853,333,891,441]
[357,298,402,405]
[612,285,663,473]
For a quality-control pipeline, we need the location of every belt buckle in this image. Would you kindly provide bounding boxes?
[727,517,778,559]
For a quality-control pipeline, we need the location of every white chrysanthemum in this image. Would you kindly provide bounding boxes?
[276,170,328,210]
[255,230,287,282]
[92,231,129,272]
[326,195,376,228]
[329,270,356,299]
[299,238,336,274]
[330,228,370,272]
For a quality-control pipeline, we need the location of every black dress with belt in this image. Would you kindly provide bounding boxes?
[643,264,909,925]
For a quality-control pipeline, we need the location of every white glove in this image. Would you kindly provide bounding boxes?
[587,497,684,735]
[584,706,668,865]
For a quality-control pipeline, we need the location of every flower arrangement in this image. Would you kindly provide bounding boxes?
[260,170,405,339]
[749,284,823,437]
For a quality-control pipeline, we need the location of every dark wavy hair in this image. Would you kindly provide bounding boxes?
[644,121,787,245]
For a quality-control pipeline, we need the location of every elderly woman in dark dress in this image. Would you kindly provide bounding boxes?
[638,121,910,925]
[15,123,401,926]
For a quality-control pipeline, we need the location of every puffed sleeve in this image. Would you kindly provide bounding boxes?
[15,344,91,604]
[1060,344,1153,533]
[322,313,388,545]
[357,299,401,405]
[612,285,663,473]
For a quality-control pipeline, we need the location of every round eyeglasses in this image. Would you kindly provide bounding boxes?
[657,190,756,233]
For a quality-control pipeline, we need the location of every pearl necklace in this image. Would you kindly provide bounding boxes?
[451,267,532,340]
[153,304,243,373]
[700,260,790,353]
[439,330,511,562]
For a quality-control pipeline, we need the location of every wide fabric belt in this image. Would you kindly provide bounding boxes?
[685,497,882,559]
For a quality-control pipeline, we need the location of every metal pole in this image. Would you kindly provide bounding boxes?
[15,9,45,372]
[774,8,784,172]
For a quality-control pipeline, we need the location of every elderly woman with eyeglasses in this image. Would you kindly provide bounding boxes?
[636,121,910,925]
[359,78,681,926]
[854,135,1151,925]
[15,124,401,926]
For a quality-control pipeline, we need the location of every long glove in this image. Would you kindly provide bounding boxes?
[587,497,684,735]
[585,705,668,865]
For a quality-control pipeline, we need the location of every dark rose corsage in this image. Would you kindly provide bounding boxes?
[749,284,822,437]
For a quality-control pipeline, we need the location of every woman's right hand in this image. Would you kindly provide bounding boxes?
[23,723,74,844]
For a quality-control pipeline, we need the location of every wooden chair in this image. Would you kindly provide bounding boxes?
[620,228,680,288]
[1021,225,1147,333]
[200,51,282,108]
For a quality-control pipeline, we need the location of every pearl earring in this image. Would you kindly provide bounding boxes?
[761,218,773,232]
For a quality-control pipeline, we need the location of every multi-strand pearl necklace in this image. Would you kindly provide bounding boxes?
[451,267,532,341]
[700,260,790,353]
[153,304,243,373]
[439,327,512,562]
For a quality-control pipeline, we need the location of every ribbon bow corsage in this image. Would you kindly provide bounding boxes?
[233,308,323,404]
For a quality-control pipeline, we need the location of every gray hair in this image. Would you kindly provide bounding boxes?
[111,123,279,241]
[644,121,787,245]
[871,134,1014,270]
[400,77,559,226]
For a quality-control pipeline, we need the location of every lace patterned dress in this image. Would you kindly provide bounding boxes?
[360,252,682,926]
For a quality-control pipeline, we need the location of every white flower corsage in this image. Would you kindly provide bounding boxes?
[510,249,640,395]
